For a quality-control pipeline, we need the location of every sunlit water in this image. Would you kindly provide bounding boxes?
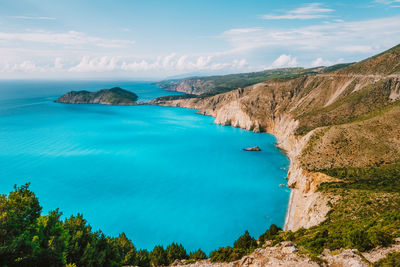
[0,80,289,253]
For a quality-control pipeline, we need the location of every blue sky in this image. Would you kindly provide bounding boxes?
[0,0,400,79]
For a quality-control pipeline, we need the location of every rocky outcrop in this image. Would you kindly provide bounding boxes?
[56,87,138,105]
[171,240,400,267]
[172,242,319,267]
[170,239,400,267]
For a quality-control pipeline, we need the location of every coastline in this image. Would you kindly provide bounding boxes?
[151,98,330,231]
[283,189,293,230]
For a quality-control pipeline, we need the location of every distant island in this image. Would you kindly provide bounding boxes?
[56,87,138,105]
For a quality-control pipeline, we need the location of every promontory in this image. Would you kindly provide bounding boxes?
[55,87,138,105]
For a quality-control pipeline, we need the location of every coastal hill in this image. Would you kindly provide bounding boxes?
[56,87,138,105]
[152,44,400,265]
[156,65,352,97]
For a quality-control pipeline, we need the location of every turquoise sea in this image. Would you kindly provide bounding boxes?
[0,81,289,253]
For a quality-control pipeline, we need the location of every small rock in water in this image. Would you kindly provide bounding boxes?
[242,146,261,151]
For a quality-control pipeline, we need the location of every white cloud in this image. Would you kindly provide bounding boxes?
[54,58,63,69]
[311,57,329,67]
[261,3,334,20]
[311,57,345,67]
[66,55,248,74]
[0,61,44,73]
[62,53,248,73]
[272,55,298,67]
[0,30,135,48]
[223,15,400,53]
[8,15,56,20]
[68,56,119,72]
[374,0,400,4]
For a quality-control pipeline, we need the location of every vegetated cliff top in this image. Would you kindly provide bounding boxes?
[336,44,400,75]
[157,66,352,96]
[56,87,138,105]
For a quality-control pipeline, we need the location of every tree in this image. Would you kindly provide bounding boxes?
[0,183,42,266]
[189,249,207,260]
[149,245,168,266]
[113,232,137,265]
[258,224,281,244]
[63,214,93,266]
[136,249,151,267]
[30,209,67,266]
[233,230,257,251]
[166,242,187,264]
[81,231,120,267]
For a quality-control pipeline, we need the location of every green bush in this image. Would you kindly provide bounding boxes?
[136,249,151,267]
[189,248,207,260]
[258,224,282,244]
[234,230,257,251]
[374,252,400,267]
[166,242,187,264]
[209,247,245,262]
[149,245,168,266]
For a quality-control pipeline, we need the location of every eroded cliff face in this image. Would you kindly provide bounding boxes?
[152,69,400,232]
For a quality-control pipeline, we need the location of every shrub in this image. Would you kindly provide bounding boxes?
[209,247,244,263]
[149,245,168,266]
[234,230,257,251]
[189,249,207,260]
[165,243,187,264]
[258,224,282,244]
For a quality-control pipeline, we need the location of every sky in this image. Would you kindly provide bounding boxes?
[0,0,400,79]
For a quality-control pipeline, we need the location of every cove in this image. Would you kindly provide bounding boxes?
[0,81,290,253]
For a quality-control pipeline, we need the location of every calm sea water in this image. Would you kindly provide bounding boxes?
[0,80,289,253]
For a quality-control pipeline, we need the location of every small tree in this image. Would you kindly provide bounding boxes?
[136,249,151,267]
[233,231,257,251]
[189,249,207,260]
[166,243,187,264]
[150,245,168,266]
[113,232,137,265]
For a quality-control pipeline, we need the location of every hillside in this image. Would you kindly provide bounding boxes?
[151,44,400,265]
[157,66,351,97]
[56,87,138,105]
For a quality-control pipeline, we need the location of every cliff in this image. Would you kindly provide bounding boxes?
[56,87,138,105]
[151,44,400,232]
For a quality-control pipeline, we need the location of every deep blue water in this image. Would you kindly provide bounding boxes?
[0,80,289,253]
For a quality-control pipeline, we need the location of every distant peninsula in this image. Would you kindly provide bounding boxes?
[56,87,138,105]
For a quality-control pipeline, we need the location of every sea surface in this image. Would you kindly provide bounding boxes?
[0,80,290,253]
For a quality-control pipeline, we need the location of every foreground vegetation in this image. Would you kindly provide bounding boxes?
[257,162,400,260]
[0,184,210,266]
[0,184,281,266]
[2,164,399,266]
